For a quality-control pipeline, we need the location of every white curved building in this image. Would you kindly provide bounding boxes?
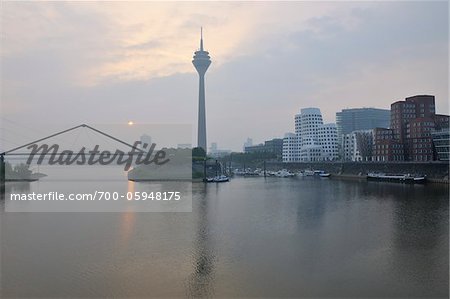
[318,123,339,161]
[299,136,323,162]
[282,133,300,162]
[283,107,339,162]
[297,108,323,138]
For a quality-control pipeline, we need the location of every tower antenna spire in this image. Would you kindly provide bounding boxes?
[200,27,204,51]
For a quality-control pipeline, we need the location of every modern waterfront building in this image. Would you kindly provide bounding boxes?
[265,138,284,158]
[336,108,390,159]
[391,95,436,144]
[296,108,323,138]
[342,132,358,161]
[318,123,339,160]
[434,114,450,131]
[406,118,436,161]
[282,133,299,162]
[192,28,211,152]
[299,142,324,162]
[432,129,450,161]
[388,95,450,161]
[372,128,404,162]
[336,108,390,139]
[342,130,373,162]
[283,107,338,162]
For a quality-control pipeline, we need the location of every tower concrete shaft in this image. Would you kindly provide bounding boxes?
[192,28,211,152]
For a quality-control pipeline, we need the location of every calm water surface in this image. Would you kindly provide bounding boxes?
[1,176,448,298]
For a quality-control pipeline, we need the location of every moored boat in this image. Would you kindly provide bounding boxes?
[213,175,230,182]
[318,172,331,178]
[204,175,230,183]
[367,172,426,184]
[275,169,296,177]
[303,170,330,177]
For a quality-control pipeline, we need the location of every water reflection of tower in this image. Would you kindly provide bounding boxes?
[187,185,216,297]
[192,28,211,152]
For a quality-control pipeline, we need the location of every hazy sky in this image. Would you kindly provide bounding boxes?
[1,1,448,151]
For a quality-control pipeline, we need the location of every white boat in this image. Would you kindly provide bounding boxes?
[302,170,330,177]
[212,175,230,183]
[304,170,316,176]
[275,169,296,177]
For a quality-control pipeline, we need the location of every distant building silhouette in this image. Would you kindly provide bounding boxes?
[245,138,283,159]
[177,143,192,149]
[243,138,253,152]
[209,142,231,158]
[210,142,218,152]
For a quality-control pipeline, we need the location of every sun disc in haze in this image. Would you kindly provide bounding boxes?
[127,121,134,126]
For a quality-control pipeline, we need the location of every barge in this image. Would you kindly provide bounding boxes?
[367,172,426,184]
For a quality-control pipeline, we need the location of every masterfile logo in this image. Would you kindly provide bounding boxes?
[2,123,193,212]
[26,141,170,171]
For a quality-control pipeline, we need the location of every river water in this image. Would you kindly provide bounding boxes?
[1,176,448,298]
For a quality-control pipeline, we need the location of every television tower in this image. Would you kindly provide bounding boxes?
[192,27,211,152]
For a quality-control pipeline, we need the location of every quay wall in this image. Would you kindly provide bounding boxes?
[266,161,449,181]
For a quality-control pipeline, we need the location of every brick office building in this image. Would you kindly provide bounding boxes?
[388,95,450,161]
[372,128,404,162]
[390,95,435,143]
[406,118,435,161]
[434,114,450,130]
[372,95,449,161]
